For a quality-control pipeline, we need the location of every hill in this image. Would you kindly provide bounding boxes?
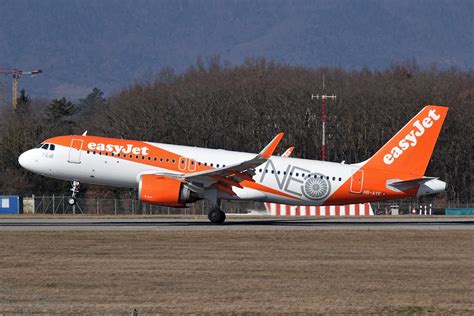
[0,0,472,99]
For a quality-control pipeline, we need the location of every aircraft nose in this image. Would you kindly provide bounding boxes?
[18,150,33,170]
[18,152,26,167]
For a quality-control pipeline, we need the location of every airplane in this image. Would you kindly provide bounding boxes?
[281,147,294,158]
[18,105,448,223]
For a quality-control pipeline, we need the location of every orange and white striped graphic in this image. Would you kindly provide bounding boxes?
[264,203,373,216]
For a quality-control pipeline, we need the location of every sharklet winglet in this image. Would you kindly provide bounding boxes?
[259,132,284,159]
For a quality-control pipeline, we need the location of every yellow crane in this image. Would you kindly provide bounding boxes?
[0,68,42,109]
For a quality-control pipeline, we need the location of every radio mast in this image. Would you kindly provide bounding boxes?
[311,75,336,161]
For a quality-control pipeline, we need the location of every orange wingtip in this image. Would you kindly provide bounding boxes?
[282,146,294,157]
[259,132,284,158]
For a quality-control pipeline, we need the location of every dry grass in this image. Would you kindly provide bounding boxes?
[0,230,472,314]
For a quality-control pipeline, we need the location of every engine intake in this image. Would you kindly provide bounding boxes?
[139,175,198,207]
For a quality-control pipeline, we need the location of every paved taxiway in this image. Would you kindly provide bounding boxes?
[0,216,472,231]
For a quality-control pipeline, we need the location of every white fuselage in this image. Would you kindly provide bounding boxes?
[20,141,355,206]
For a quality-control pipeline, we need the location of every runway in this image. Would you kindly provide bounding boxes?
[0,216,472,231]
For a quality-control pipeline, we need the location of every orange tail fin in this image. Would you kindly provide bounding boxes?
[363,105,448,176]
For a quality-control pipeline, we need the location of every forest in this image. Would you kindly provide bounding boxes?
[0,58,472,203]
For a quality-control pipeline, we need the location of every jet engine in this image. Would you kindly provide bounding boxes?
[139,175,198,207]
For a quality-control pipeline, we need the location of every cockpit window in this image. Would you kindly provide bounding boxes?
[41,144,49,150]
[49,144,55,151]
[36,143,43,148]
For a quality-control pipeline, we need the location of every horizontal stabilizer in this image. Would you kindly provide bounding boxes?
[388,177,437,191]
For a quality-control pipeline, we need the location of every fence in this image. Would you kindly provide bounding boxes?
[24,195,471,216]
[28,195,264,215]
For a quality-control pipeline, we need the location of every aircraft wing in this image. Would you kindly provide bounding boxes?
[281,146,294,158]
[181,133,284,196]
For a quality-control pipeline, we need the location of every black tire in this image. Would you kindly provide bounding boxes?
[208,208,226,224]
[67,197,76,206]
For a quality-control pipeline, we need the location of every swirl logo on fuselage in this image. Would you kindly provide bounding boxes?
[302,173,331,200]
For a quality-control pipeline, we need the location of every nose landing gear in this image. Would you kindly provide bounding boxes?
[68,181,80,206]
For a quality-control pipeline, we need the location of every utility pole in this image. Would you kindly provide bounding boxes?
[0,68,42,109]
[311,75,336,161]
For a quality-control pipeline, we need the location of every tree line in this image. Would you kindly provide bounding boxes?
[0,58,472,203]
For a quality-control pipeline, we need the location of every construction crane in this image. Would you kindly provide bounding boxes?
[0,68,42,109]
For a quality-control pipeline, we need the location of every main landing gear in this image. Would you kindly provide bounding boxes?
[67,181,80,206]
[208,206,226,224]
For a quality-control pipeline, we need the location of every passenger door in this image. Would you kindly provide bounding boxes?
[350,169,364,194]
[68,139,83,164]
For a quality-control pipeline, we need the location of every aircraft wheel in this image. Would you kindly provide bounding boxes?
[67,197,77,206]
[208,208,226,224]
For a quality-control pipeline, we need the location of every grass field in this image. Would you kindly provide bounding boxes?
[0,229,472,314]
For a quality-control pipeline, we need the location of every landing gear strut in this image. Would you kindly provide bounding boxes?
[68,181,80,206]
[208,206,226,224]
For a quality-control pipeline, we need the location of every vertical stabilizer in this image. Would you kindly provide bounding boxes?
[363,105,448,176]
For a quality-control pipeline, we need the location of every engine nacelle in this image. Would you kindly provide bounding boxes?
[139,175,197,207]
